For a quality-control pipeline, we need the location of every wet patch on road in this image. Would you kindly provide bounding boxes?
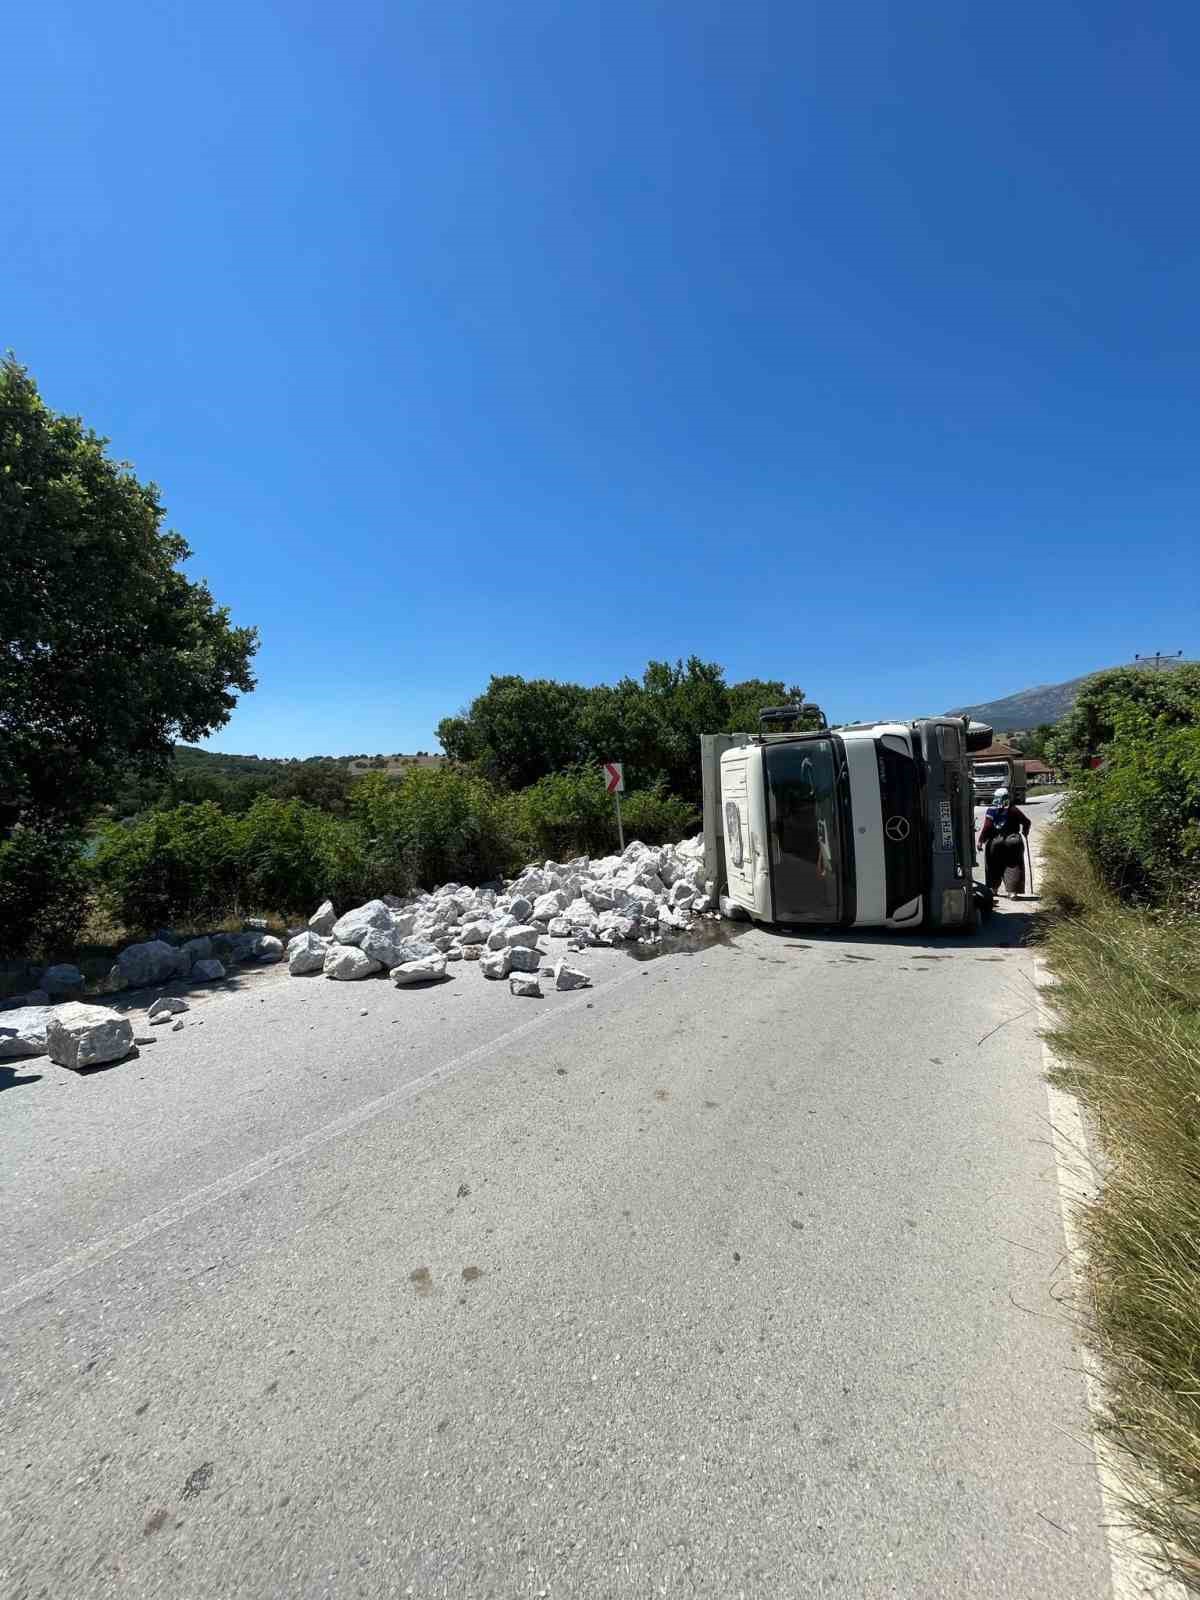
[625,919,752,961]
[181,1461,214,1499]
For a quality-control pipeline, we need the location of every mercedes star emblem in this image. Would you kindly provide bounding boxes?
[885,816,910,842]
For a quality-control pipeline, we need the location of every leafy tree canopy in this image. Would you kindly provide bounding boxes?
[1046,665,1200,771]
[437,660,819,802]
[0,357,258,832]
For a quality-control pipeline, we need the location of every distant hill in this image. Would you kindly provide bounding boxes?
[175,746,297,778]
[176,746,442,774]
[948,659,1196,733]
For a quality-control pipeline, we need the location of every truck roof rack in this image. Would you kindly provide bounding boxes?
[756,703,827,737]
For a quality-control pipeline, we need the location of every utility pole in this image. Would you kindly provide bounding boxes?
[1134,651,1183,671]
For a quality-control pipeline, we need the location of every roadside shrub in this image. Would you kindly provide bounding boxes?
[236,797,351,913]
[619,781,700,847]
[91,802,241,931]
[306,813,398,909]
[515,768,617,859]
[0,827,91,957]
[60,760,703,951]
[515,769,699,859]
[350,767,521,889]
[1062,723,1200,906]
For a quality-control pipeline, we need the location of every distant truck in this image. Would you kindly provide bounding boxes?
[971,755,1026,806]
[701,709,993,932]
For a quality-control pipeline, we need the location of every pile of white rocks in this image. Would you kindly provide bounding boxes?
[286,834,713,999]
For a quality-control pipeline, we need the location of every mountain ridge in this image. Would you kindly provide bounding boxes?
[948,659,1195,732]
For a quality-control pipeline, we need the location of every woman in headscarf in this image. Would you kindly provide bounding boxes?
[978,787,1032,897]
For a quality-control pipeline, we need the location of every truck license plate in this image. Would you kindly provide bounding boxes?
[939,799,954,850]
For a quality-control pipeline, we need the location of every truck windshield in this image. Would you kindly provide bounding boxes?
[763,740,843,923]
[974,762,1008,785]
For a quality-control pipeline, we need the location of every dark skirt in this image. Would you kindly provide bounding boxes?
[985,832,1025,894]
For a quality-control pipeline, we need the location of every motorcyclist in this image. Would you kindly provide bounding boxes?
[978,787,1032,896]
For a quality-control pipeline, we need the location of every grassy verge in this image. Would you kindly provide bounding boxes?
[1039,824,1200,1587]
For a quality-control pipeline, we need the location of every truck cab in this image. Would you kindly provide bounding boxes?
[708,715,988,932]
[971,756,1027,806]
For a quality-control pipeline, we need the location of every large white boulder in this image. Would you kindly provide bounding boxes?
[192,958,226,982]
[287,932,327,975]
[180,936,213,963]
[507,945,542,974]
[479,948,512,980]
[503,925,541,950]
[308,900,337,936]
[522,871,551,899]
[323,945,382,980]
[595,911,638,945]
[118,940,189,989]
[253,935,284,963]
[547,916,573,939]
[45,1003,134,1070]
[390,955,449,986]
[458,921,490,946]
[0,1005,57,1061]
[356,927,410,970]
[148,996,189,1022]
[331,901,395,948]
[389,937,440,965]
[509,972,542,998]
[532,890,567,921]
[553,960,592,992]
[624,884,658,912]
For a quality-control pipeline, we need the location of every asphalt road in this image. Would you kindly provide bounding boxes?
[1,797,1112,1598]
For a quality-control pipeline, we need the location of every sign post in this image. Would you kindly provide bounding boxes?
[603,761,625,850]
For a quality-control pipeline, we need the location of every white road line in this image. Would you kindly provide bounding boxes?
[1035,951,1188,1600]
[1,959,654,1319]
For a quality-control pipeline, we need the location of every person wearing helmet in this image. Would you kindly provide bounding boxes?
[978,787,1032,896]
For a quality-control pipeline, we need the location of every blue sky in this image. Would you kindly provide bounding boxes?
[9,1,1199,755]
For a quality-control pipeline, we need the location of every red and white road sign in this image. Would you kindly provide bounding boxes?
[603,761,625,795]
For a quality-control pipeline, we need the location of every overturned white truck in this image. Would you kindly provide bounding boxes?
[701,708,993,933]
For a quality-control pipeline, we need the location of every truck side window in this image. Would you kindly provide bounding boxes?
[725,801,743,867]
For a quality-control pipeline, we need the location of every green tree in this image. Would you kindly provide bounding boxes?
[1047,665,1200,771]
[1012,723,1055,761]
[577,676,671,788]
[437,675,589,789]
[272,759,355,816]
[1063,724,1200,904]
[635,657,730,800]
[438,661,822,805]
[0,357,258,833]
[725,679,815,734]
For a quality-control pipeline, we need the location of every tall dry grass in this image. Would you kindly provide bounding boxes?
[1040,824,1200,1588]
